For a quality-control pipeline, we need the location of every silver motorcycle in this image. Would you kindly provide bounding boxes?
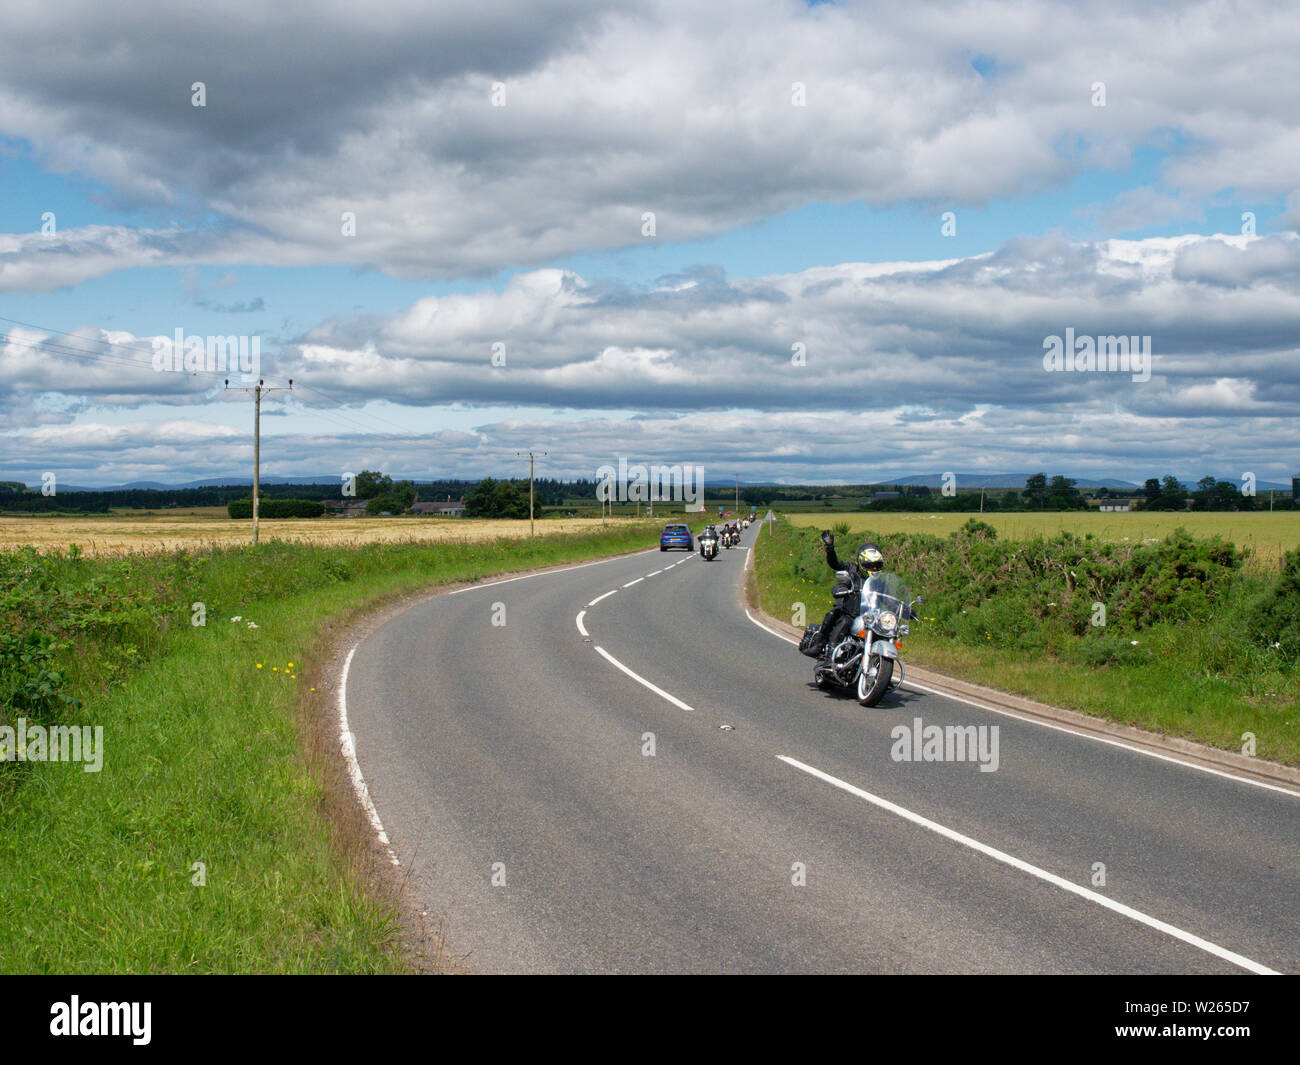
[810,571,921,707]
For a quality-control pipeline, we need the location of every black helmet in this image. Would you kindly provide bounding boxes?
[856,541,884,572]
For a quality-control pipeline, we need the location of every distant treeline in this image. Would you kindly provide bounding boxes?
[0,472,1292,514]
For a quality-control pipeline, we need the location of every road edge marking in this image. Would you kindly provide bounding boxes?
[742,605,1300,801]
[339,644,401,867]
[777,755,1278,975]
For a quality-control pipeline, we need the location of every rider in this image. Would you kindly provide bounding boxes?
[806,531,884,658]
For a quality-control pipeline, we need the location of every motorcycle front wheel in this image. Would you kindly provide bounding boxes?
[857,655,893,707]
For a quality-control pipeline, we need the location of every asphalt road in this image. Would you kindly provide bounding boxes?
[344,524,1300,973]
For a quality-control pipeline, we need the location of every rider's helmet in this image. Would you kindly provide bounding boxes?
[856,542,884,573]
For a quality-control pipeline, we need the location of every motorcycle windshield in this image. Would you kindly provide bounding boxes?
[861,572,912,617]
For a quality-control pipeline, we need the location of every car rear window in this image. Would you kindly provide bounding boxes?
[664,525,688,532]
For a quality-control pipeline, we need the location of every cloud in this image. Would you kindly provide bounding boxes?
[4,232,1300,482]
[3,0,1300,287]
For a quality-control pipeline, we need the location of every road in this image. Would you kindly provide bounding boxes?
[343,524,1300,973]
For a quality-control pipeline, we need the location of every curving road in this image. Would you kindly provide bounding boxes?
[343,524,1300,974]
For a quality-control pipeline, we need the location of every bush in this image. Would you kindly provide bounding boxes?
[1246,546,1300,657]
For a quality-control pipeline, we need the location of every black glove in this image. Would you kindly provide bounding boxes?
[820,530,834,547]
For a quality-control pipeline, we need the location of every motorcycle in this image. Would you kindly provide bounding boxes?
[699,534,718,560]
[801,571,922,707]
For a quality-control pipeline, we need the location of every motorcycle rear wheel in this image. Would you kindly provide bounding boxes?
[857,655,893,707]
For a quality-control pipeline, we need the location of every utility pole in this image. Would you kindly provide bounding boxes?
[735,474,739,514]
[516,450,546,536]
[225,378,292,544]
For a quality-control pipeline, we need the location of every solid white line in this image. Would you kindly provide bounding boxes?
[901,678,1300,801]
[622,577,644,588]
[448,548,658,595]
[594,646,696,713]
[588,589,617,606]
[745,607,795,642]
[740,608,1300,801]
[338,645,401,867]
[777,755,1277,975]
[575,610,588,637]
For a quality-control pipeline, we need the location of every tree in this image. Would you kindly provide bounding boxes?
[1161,475,1187,510]
[464,478,530,519]
[354,470,394,500]
[1022,473,1049,510]
[1047,475,1086,510]
[1143,478,1162,505]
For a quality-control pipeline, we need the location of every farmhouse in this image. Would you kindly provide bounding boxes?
[410,501,465,516]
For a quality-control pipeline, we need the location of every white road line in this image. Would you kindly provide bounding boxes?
[777,755,1278,975]
[622,577,644,588]
[576,610,588,637]
[900,678,1300,801]
[338,645,400,867]
[588,589,617,606]
[745,607,795,642]
[741,607,1300,801]
[586,583,1277,970]
[593,646,696,713]
[646,569,664,577]
[448,549,658,595]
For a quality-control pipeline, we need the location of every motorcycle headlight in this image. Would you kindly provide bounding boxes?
[878,611,898,633]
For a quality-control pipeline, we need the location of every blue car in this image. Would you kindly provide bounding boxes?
[659,523,694,551]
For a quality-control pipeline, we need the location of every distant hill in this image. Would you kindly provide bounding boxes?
[880,473,1141,491]
[878,472,1293,492]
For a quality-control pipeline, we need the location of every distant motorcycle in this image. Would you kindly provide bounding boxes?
[801,571,922,707]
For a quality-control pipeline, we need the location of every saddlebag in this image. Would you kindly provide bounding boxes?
[798,624,824,657]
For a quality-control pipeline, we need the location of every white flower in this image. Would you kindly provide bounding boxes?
[247,621,259,629]
[230,616,242,622]
[1130,640,1139,645]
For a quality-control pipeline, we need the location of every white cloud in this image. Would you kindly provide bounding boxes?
[2,1,1300,286]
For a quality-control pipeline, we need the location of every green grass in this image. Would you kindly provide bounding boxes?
[754,517,1300,766]
[0,523,664,973]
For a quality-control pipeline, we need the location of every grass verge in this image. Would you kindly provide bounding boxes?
[0,522,662,973]
[753,517,1300,766]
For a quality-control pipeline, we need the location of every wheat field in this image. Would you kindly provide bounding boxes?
[0,513,656,556]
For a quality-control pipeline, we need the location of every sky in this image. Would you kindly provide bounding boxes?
[2,0,1299,489]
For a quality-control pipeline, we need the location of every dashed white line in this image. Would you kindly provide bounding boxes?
[622,577,644,588]
[593,646,695,713]
[646,569,664,577]
[777,755,1278,975]
[576,610,588,637]
[588,589,618,607]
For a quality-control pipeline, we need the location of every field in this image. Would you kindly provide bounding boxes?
[786,510,1300,568]
[0,513,656,556]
